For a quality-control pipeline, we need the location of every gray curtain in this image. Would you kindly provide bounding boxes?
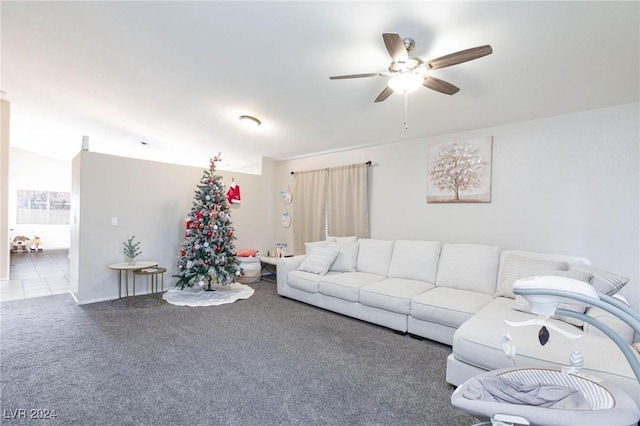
[327,163,369,238]
[293,170,328,255]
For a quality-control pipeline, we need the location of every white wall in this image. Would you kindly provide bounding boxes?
[8,148,71,249]
[66,104,640,310]
[273,103,640,311]
[0,100,10,280]
[71,152,275,304]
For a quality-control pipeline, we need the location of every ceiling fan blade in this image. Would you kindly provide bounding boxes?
[329,73,383,80]
[428,45,493,70]
[374,86,394,103]
[382,33,408,62]
[423,76,460,95]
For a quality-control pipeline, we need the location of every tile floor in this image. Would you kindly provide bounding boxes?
[0,249,70,302]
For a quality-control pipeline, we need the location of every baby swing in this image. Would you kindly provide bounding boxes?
[451,276,640,426]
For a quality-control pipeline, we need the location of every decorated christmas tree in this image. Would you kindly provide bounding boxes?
[174,154,241,290]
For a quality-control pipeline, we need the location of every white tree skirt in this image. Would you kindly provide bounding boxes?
[164,283,254,307]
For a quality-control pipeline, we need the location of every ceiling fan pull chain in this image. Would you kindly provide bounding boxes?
[404,92,409,130]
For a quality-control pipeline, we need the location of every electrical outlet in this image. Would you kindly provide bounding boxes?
[111,217,118,226]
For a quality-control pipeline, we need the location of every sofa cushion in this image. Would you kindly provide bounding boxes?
[570,264,629,296]
[585,305,637,342]
[356,239,395,277]
[327,236,358,243]
[495,254,569,298]
[452,297,637,384]
[387,240,441,283]
[318,272,385,302]
[327,241,359,272]
[411,287,494,328]
[359,278,434,315]
[287,270,325,293]
[435,244,501,295]
[297,246,339,275]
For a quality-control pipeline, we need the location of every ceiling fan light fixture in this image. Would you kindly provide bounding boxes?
[329,33,492,102]
[387,72,423,93]
[239,115,261,130]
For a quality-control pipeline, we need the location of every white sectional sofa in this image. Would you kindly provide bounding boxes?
[276,238,640,406]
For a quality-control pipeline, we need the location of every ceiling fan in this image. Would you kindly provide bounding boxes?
[330,33,492,103]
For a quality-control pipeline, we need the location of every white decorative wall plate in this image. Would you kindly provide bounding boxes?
[281,187,292,205]
[281,211,291,228]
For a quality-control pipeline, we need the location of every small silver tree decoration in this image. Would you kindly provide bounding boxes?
[123,236,142,265]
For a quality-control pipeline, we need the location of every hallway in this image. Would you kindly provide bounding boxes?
[0,249,70,302]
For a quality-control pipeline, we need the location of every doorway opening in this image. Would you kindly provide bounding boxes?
[1,249,70,301]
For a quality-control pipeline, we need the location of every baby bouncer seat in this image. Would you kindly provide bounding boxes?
[451,366,639,426]
[451,276,640,426]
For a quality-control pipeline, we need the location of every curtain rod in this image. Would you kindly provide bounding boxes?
[290,161,371,175]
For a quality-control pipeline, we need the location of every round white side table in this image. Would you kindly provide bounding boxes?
[108,261,158,307]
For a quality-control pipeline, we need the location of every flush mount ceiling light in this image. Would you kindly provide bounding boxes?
[238,115,261,130]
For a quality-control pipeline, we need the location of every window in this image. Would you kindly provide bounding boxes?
[16,190,71,225]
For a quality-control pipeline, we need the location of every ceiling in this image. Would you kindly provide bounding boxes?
[2,1,638,173]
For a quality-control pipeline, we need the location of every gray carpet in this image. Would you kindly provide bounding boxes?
[0,281,475,425]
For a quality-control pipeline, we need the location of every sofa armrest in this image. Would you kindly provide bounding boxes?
[584,305,636,344]
[276,255,305,295]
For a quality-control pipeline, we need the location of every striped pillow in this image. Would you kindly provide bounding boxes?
[297,247,339,275]
[496,254,569,298]
[571,264,629,295]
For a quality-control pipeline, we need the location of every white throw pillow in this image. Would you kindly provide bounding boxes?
[496,254,569,299]
[304,240,329,256]
[297,247,339,275]
[328,241,359,272]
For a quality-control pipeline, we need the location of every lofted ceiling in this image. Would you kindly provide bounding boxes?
[2,1,638,172]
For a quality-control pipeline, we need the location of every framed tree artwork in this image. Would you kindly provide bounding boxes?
[427,136,493,203]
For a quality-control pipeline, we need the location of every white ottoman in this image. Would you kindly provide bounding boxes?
[236,256,261,284]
